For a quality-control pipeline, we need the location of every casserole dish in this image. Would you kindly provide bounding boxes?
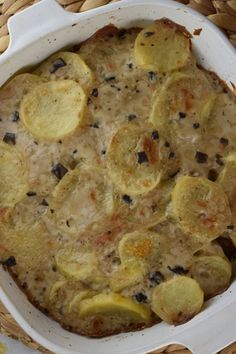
[0,0,235,353]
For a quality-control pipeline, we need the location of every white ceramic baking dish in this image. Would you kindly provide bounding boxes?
[0,1,236,353]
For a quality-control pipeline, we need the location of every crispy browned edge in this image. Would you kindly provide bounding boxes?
[0,18,235,338]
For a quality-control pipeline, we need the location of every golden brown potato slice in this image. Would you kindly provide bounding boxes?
[20,80,87,141]
[118,230,167,269]
[0,73,43,117]
[55,246,107,289]
[134,19,191,73]
[190,256,232,299]
[172,176,231,241]
[68,290,97,313]
[0,141,28,208]
[106,123,161,196]
[110,265,145,292]
[151,276,204,324]
[48,167,114,235]
[34,51,94,92]
[150,72,217,140]
[78,293,151,322]
[49,280,67,302]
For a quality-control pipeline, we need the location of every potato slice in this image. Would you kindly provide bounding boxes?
[20,80,87,141]
[55,246,107,288]
[0,73,43,117]
[172,176,231,240]
[118,230,166,269]
[48,167,114,235]
[107,123,161,196]
[150,72,216,140]
[110,265,145,292]
[68,290,97,313]
[151,276,204,324]
[78,293,151,322]
[218,152,236,198]
[190,256,232,299]
[134,19,191,73]
[0,141,28,207]
[49,280,67,302]
[34,51,94,92]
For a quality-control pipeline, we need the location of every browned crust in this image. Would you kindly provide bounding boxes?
[155,18,193,39]
[193,28,202,36]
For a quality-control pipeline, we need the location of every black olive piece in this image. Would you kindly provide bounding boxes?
[128,63,133,69]
[137,151,149,164]
[128,114,137,122]
[193,122,200,129]
[165,141,170,147]
[49,58,66,73]
[11,111,20,122]
[215,153,224,166]
[148,71,157,83]
[168,151,175,159]
[3,132,15,145]
[89,122,99,129]
[144,31,155,37]
[195,151,208,163]
[227,225,234,230]
[91,88,98,97]
[66,220,70,227]
[26,191,37,197]
[168,265,188,275]
[122,194,132,204]
[51,163,68,180]
[101,149,106,155]
[149,271,164,284]
[105,76,116,82]
[179,112,186,119]
[72,149,77,154]
[40,199,49,206]
[151,130,159,140]
[117,29,127,39]
[134,292,148,303]
[208,169,218,182]
[220,137,229,147]
[1,256,16,267]
[217,236,236,261]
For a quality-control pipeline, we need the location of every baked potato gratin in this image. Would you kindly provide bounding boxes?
[0,19,235,337]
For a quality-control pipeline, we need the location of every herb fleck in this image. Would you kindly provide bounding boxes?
[51,163,68,180]
[3,132,16,145]
[134,292,148,303]
[220,137,229,147]
[91,88,98,97]
[179,112,186,119]
[26,191,37,197]
[193,122,200,129]
[208,169,218,182]
[11,111,20,122]
[215,153,224,166]
[149,271,164,284]
[49,58,66,73]
[168,265,188,275]
[195,151,208,163]
[122,195,132,204]
[1,256,16,267]
[128,114,137,122]
[151,131,159,140]
[137,151,149,164]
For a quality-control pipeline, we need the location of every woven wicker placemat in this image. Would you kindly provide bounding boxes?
[0,0,236,353]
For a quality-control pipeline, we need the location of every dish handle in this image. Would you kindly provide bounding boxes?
[5,0,77,56]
